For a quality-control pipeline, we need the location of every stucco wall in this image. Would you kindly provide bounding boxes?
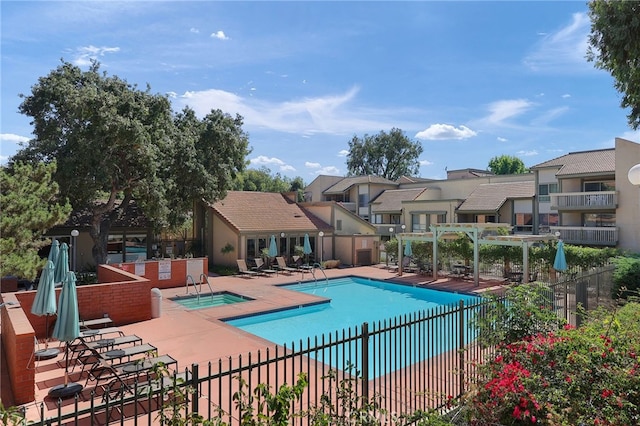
[616,138,640,252]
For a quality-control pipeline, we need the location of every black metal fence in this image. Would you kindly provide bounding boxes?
[29,266,615,425]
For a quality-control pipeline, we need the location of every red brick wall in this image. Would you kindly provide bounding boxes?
[1,293,35,404]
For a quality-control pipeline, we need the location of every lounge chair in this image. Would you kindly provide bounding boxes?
[253,258,277,276]
[236,259,258,277]
[275,257,298,274]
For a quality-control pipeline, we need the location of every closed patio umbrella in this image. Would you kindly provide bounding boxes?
[554,240,567,272]
[31,261,59,359]
[54,242,69,285]
[49,271,83,398]
[48,239,60,268]
[268,235,278,258]
[404,240,413,257]
[303,233,312,265]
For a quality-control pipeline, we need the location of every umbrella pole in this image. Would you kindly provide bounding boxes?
[48,343,83,398]
[34,315,59,360]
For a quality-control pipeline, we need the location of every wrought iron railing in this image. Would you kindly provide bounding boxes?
[30,266,615,425]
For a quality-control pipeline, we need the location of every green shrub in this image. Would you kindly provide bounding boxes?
[612,256,640,298]
[466,302,640,425]
[471,283,565,348]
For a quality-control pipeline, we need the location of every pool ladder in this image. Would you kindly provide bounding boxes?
[305,263,329,285]
[186,273,214,303]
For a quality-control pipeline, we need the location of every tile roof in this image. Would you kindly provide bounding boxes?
[211,191,329,233]
[370,188,425,213]
[457,181,534,212]
[530,149,615,176]
[323,175,398,194]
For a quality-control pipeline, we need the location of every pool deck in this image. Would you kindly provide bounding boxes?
[5,265,507,420]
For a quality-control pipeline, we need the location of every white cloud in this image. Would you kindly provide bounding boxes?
[516,150,539,157]
[531,107,569,127]
[314,166,340,175]
[562,94,571,99]
[190,27,199,34]
[1,133,30,144]
[166,91,177,98]
[415,124,477,141]
[280,164,296,172]
[523,12,592,72]
[178,86,406,136]
[419,160,433,166]
[337,149,349,157]
[250,155,285,166]
[497,137,508,142]
[305,162,321,169]
[211,30,229,40]
[484,99,533,126]
[72,45,120,67]
[620,130,640,144]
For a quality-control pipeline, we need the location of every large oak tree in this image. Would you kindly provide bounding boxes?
[588,0,640,129]
[346,128,423,181]
[14,61,249,265]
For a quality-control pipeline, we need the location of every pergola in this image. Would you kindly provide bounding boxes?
[396,223,558,286]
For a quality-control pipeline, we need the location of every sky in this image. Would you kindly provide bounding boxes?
[2,1,640,182]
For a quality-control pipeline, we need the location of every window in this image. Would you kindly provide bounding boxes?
[475,214,496,223]
[538,183,558,202]
[336,220,342,231]
[583,213,616,227]
[538,213,559,233]
[436,213,447,224]
[411,214,427,232]
[371,214,383,224]
[583,180,615,192]
[390,215,401,224]
[514,213,533,233]
[358,193,369,208]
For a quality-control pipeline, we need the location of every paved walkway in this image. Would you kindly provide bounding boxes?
[15,265,507,422]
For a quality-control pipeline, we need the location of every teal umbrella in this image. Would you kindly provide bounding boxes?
[31,261,59,358]
[48,239,60,266]
[268,235,278,258]
[553,240,567,272]
[49,271,83,398]
[54,242,69,284]
[303,234,312,265]
[404,240,413,257]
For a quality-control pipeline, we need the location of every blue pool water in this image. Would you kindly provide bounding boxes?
[170,292,251,310]
[225,277,481,377]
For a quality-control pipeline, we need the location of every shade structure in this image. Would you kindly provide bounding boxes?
[48,239,60,267]
[554,240,567,272]
[31,261,59,358]
[54,242,70,285]
[49,271,83,398]
[268,235,278,258]
[404,240,413,257]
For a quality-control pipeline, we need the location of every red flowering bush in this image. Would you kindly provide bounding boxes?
[465,302,640,425]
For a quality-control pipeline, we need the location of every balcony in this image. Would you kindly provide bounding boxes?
[550,191,617,211]
[338,202,356,213]
[374,224,407,236]
[550,226,618,246]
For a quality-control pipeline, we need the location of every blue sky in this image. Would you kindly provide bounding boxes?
[2,1,639,182]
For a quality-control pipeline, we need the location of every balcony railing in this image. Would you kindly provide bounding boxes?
[337,202,356,213]
[550,226,618,246]
[374,224,407,235]
[550,191,617,210]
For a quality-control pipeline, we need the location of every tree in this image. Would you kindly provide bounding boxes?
[14,61,250,265]
[0,162,71,280]
[587,0,640,130]
[231,167,306,201]
[346,128,423,180]
[487,155,527,175]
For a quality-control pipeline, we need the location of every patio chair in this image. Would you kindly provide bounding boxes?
[236,259,258,277]
[253,258,277,276]
[275,257,298,274]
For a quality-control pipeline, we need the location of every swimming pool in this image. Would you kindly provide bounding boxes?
[225,276,481,377]
[170,292,252,310]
